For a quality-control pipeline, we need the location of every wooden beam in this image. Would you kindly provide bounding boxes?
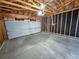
[46,5,57,11]
[34,0,53,13]
[44,0,59,13]
[0,12,46,20]
[58,0,75,10]
[0,0,38,12]
[0,8,11,11]
[0,5,24,10]
[69,11,73,36]
[49,0,75,14]
[0,13,33,19]
[16,0,40,9]
[47,0,75,13]
[0,0,52,14]
[59,0,63,5]
[75,11,79,36]
[54,0,60,6]
[45,0,60,11]
[31,1,38,6]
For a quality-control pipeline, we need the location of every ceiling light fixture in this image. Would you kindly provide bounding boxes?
[37,10,45,16]
[40,3,45,10]
[37,3,45,16]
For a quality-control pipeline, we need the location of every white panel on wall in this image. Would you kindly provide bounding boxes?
[35,28,41,33]
[30,21,36,28]
[5,20,41,39]
[30,21,41,28]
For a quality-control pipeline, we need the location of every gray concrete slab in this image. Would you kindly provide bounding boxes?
[0,32,79,59]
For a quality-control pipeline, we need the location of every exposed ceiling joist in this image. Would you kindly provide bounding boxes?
[0,0,52,13]
[16,0,40,9]
[0,5,24,10]
[54,0,60,6]
[0,0,38,12]
[34,0,54,13]
[16,0,52,13]
[0,0,79,19]
[59,0,64,5]
[58,0,75,10]
[0,8,11,11]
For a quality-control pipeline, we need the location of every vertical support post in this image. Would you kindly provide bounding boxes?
[57,14,59,33]
[50,16,52,32]
[54,15,56,32]
[51,15,54,32]
[45,17,47,32]
[60,13,63,34]
[69,11,73,36]
[44,17,46,32]
[64,12,67,35]
[75,11,79,37]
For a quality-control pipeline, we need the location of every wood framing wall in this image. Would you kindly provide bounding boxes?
[0,20,8,47]
[42,9,79,37]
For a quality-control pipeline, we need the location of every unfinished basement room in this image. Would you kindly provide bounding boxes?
[0,0,79,59]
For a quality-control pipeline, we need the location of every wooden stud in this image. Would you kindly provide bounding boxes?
[46,17,47,32]
[51,15,53,32]
[49,16,51,32]
[0,5,24,10]
[0,13,36,19]
[75,11,79,37]
[69,11,73,36]
[43,18,45,32]
[54,0,60,6]
[64,12,67,35]
[60,0,63,5]
[34,0,53,13]
[58,0,75,9]
[53,8,79,15]
[57,14,59,33]
[0,8,11,11]
[0,0,38,11]
[50,16,52,32]
[60,13,63,34]
[44,17,46,32]
[16,0,40,9]
[54,15,56,32]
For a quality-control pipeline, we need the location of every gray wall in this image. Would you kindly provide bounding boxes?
[5,20,41,39]
[42,9,79,37]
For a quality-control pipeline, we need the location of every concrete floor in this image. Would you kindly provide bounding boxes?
[0,32,79,59]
